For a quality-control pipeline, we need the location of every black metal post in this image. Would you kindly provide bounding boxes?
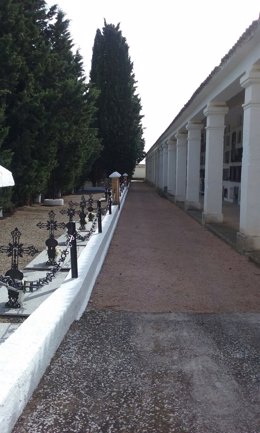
[97,200,102,233]
[66,221,78,278]
[108,191,112,215]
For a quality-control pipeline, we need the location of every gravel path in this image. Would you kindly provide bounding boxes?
[11,182,260,433]
[90,182,260,313]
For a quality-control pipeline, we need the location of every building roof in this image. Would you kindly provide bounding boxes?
[152,16,260,149]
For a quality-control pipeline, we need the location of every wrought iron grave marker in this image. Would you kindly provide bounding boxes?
[0,227,38,308]
[77,195,87,230]
[37,211,66,266]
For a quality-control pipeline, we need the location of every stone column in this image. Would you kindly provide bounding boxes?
[162,141,168,191]
[175,132,187,202]
[202,102,228,223]
[153,150,156,185]
[109,171,121,205]
[145,155,149,181]
[155,147,160,187]
[123,172,128,186]
[237,65,260,251]
[167,138,176,195]
[148,152,152,184]
[185,121,203,209]
[159,145,164,189]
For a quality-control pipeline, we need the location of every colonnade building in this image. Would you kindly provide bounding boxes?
[146,17,260,253]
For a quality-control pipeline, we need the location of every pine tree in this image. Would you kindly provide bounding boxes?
[89,22,145,182]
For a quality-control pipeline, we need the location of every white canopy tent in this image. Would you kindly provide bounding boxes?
[0,165,14,187]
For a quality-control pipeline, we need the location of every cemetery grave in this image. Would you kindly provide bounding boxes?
[0,189,112,344]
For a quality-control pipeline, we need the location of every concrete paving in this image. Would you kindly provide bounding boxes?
[12,310,259,433]
[11,182,260,433]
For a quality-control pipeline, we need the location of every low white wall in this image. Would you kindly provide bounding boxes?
[0,189,128,433]
[132,164,146,179]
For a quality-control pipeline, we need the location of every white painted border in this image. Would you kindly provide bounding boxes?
[0,189,128,433]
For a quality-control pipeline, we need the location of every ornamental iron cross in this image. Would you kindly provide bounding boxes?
[77,195,87,230]
[60,201,78,222]
[0,227,38,279]
[0,228,38,309]
[37,211,66,265]
[37,210,66,236]
[87,194,95,222]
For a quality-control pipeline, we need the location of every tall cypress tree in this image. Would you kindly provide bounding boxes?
[89,22,145,182]
[0,0,57,204]
[0,1,101,203]
[45,9,101,196]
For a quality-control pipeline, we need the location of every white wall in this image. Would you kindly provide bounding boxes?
[132,164,146,179]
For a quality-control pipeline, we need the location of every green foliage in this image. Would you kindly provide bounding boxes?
[0,1,101,205]
[89,22,145,182]
[0,1,48,203]
[45,10,101,196]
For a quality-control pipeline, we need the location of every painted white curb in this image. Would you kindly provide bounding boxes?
[0,189,128,433]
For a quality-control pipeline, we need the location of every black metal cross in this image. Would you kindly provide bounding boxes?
[37,210,66,237]
[37,211,66,265]
[0,227,38,308]
[77,195,87,230]
[60,201,78,222]
[87,194,95,222]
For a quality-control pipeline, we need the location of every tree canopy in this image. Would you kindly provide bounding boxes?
[89,21,145,183]
[0,0,101,207]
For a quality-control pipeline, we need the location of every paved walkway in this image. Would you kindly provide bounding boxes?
[12,182,260,433]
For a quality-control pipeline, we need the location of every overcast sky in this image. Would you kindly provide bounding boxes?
[46,0,259,153]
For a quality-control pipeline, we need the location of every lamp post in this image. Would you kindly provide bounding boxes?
[109,171,121,205]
